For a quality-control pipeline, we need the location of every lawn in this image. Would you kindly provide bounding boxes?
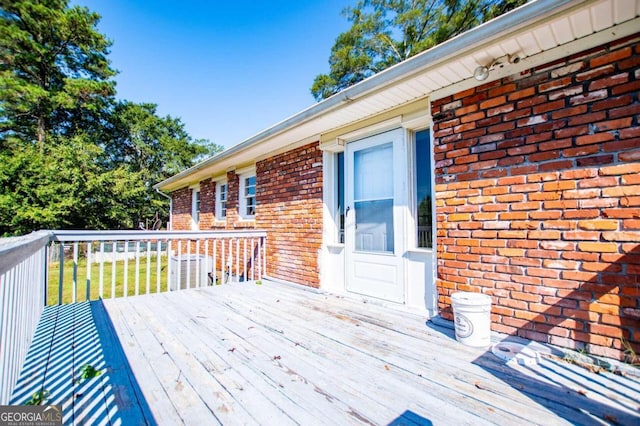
[47,254,169,305]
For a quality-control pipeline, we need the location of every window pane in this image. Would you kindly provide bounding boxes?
[354,142,393,201]
[355,199,394,253]
[217,184,227,218]
[245,176,256,196]
[415,130,432,248]
[247,196,255,216]
[337,152,344,243]
[193,191,200,223]
[243,175,256,217]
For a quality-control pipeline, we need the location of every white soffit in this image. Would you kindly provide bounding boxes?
[156,0,640,192]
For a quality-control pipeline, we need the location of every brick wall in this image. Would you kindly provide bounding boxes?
[256,142,323,287]
[199,178,215,229]
[170,142,323,287]
[225,171,241,228]
[171,187,192,230]
[432,35,640,360]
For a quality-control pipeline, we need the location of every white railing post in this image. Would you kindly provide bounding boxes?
[86,242,91,301]
[72,242,78,304]
[135,240,141,296]
[58,243,64,305]
[146,241,151,295]
[123,241,129,298]
[166,239,172,292]
[243,238,247,282]
[157,240,162,293]
[186,240,191,290]
[235,238,240,283]
[204,239,209,286]
[213,239,218,285]
[262,236,266,280]
[111,242,116,299]
[195,239,200,288]
[99,241,105,299]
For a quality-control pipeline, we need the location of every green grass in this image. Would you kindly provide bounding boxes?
[48,255,169,305]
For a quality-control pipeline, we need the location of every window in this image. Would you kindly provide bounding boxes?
[239,174,256,218]
[192,188,201,227]
[216,181,227,220]
[337,152,345,243]
[415,130,432,248]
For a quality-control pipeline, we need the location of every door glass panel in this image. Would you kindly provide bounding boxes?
[353,142,394,253]
[354,143,393,200]
[355,199,394,252]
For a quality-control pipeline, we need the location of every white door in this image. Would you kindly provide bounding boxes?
[345,129,405,303]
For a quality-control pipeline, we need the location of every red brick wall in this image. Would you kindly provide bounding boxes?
[225,171,241,228]
[171,187,192,230]
[170,142,323,287]
[199,178,215,229]
[432,35,640,360]
[256,142,323,287]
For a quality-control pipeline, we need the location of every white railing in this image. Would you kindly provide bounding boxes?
[50,230,267,305]
[0,229,267,404]
[418,226,433,249]
[0,231,50,404]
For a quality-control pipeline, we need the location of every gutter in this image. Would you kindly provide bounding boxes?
[154,0,578,192]
[154,187,173,231]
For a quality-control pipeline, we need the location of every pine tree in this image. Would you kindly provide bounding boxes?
[311,0,527,101]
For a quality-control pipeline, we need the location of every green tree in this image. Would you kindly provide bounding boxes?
[103,101,223,229]
[0,134,139,234]
[0,0,115,149]
[311,0,527,101]
[0,1,224,235]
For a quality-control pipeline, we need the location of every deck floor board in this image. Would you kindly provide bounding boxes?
[98,282,640,426]
[11,280,640,425]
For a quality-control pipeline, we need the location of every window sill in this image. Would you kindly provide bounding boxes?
[234,220,256,228]
[325,243,345,249]
[407,247,433,255]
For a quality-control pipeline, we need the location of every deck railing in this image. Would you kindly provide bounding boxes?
[0,229,267,404]
[50,230,267,305]
[0,231,50,404]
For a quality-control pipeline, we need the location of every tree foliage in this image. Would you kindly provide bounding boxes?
[311,0,527,101]
[0,0,115,148]
[0,0,223,236]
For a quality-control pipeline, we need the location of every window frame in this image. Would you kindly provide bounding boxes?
[412,128,434,250]
[191,187,201,229]
[336,151,345,243]
[216,180,228,221]
[238,171,256,220]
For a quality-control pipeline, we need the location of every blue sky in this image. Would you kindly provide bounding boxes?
[75,1,350,148]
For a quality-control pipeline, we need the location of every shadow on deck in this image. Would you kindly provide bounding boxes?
[10,301,155,425]
[10,281,640,425]
[429,324,640,425]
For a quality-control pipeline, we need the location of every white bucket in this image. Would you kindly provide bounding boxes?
[451,292,492,347]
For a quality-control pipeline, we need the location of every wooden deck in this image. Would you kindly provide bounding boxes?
[12,281,640,425]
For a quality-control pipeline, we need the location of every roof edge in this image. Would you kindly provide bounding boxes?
[154,0,579,192]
